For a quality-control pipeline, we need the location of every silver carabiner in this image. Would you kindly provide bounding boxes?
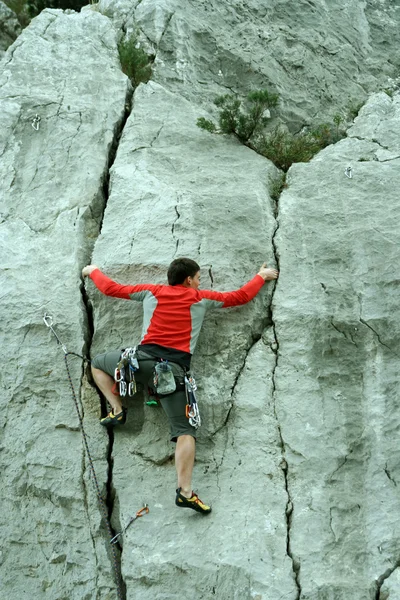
[43,313,68,354]
[43,313,53,328]
[32,114,41,131]
[345,166,353,179]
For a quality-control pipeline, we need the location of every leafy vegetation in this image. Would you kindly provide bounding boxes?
[4,0,31,26]
[198,89,279,143]
[118,35,153,87]
[198,90,352,172]
[269,171,287,203]
[260,128,321,172]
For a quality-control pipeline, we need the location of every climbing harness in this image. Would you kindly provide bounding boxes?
[345,166,353,179]
[110,505,149,545]
[31,114,41,131]
[185,374,201,429]
[114,347,139,397]
[43,313,124,600]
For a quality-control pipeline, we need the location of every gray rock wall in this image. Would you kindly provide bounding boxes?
[274,92,400,599]
[0,8,129,598]
[1,1,400,599]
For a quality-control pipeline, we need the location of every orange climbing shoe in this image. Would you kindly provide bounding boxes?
[100,408,127,427]
[175,488,212,515]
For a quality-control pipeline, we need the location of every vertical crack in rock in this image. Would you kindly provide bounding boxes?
[76,86,134,599]
[384,464,397,487]
[99,87,134,235]
[158,11,175,48]
[172,204,180,257]
[375,562,400,600]
[80,278,125,599]
[208,265,214,287]
[270,180,301,599]
[212,332,264,437]
[80,450,100,590]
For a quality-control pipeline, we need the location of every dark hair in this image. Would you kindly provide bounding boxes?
[168,258,200,285]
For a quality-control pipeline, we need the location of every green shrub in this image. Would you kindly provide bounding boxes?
[260,127,320,172]
[4,0,31,26]
[118,35,153,87]
[310,122,335,148]
[269,171,287,202]
[197,90,357,172]
[197,89,279,143]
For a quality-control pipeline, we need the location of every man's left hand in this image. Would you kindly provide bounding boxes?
[82,265,98,277]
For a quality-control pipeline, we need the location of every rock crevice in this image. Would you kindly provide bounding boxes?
[270,183,302,599]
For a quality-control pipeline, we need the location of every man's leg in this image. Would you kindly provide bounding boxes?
[156,369,211,514]
[174,434,211,513]
[175,434,196,498]
[92,366,123,415]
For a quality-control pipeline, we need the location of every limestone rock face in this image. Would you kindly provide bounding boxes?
[0,8,129,599]
[90,79,292,598]
[100,0,400,127]
[274,92,400,599]
[0,1,21,56]
[1,1,400,600]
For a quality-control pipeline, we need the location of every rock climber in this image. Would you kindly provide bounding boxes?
[82,258,278,515]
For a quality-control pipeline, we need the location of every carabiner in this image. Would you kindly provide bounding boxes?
[43,314,53,328]
[345,166,353,179]
[32,114,41,131]
[136,505,149,518]
[110,504,149,544]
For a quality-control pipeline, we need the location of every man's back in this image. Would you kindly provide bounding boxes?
[89,268,265,355]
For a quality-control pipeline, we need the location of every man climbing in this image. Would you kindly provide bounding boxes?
[82,258,278,515]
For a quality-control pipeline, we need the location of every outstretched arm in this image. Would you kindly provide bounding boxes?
[82,265,158,300]
[200,263,278,308]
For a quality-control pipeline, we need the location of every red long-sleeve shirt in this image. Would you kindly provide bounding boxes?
[90,269,264,355]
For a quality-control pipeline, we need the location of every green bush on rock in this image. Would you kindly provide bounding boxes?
[198,89,279,144]
[261,127,321,172]
[118,35,153,87]
[197,90,351,172]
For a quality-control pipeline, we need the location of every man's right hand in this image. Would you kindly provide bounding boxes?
[258,263,279,281]
[82,265,98,278]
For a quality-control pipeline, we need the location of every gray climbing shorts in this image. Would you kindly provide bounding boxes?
[91,348,196,442]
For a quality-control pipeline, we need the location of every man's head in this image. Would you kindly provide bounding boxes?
[168,258,201,289]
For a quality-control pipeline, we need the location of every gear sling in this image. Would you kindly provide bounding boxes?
[113,347,201,428]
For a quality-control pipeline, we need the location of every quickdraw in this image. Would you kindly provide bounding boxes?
[110,504,149,544]
[185,374,201,428]
[32,114,41,131]
[114,347,139,397]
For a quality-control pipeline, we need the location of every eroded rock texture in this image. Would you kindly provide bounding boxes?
[1,1,400,599]
[0,8,129,599]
